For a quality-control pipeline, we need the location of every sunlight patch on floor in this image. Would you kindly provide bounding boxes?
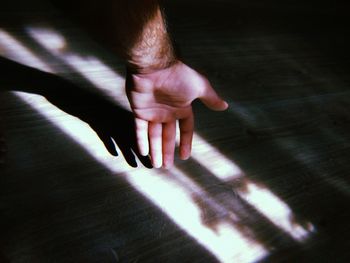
[0,27,315,262]
[239,182,315,241]
[15,90,268,263]
[191,134,244,180]
[23,25,315,243]
[189,135,315,241]
[0,29,52,72]
[127,167,268,263]
[26,27,130,109]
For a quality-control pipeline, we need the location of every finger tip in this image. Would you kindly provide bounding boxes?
[152,160,162,169]
[217,101,229,111]
[180,152,191,160]
[139,147,149,157]
[180,145,191,160]
[163,159,174,169]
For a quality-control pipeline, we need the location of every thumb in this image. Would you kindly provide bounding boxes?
[200,83,228,111]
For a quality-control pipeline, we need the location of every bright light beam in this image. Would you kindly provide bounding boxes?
[190,135,314,241]
[127,167,268,263]
[239,181,315,241]
[16,90,269,263]
[9,26,318,260]
[191,134,244,181]
[0,29,52,72]
[25,26,315,243]
[26,27,130,109]
[3,27,272,262]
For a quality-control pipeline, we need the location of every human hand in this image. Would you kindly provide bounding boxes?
[126,60,228,168]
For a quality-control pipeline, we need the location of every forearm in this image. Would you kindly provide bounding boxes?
[113,0,176,73]
[53,0,176,73]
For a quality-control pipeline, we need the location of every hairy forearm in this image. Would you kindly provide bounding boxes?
[113,0,176,73]
[53,0,176,73]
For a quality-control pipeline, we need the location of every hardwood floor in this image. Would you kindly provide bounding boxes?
[0,0,349,262]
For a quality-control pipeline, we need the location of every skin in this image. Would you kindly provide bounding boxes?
[127,61,228,168]
[56,0,229,168]
[121,1,228,168]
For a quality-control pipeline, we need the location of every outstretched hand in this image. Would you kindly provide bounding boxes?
[126,60,228,168]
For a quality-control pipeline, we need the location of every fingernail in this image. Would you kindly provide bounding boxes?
[182,155,190,160]
[153,163,162,169]
[180,149,190,160]
[140,148,149,156]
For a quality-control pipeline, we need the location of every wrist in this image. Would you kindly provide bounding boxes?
[126,38,178,74]
[127,53,177,75]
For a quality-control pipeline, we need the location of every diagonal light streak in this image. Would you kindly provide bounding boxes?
[1,27,270,262]
[1,26,317,262]
[26,26,315,243]
[0,29,52,72]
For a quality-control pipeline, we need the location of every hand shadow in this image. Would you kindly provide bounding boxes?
[0,56,152,168]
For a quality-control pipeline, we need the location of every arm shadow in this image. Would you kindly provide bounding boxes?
[0,56,152,168]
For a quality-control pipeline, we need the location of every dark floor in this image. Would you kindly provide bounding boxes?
[1,0,350,262]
